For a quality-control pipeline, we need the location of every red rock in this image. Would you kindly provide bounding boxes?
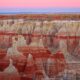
[24,54,36,79]
[0,72,4,80]
[3,59,21,80]
[7,55,27,73]
[0,57,9,71]
[0,49,6,59]
[47,50,66,77]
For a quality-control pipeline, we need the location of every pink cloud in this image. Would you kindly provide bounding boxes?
[0,0,80,8]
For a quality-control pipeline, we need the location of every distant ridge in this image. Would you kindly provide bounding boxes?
[0,14,80,20]
[0,8,80,14]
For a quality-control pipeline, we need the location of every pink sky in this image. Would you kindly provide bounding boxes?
[0,0,80,8]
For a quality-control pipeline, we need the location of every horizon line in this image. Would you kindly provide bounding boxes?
[0,8,80,14]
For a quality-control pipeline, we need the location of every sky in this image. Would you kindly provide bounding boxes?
[0,0,80,13]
